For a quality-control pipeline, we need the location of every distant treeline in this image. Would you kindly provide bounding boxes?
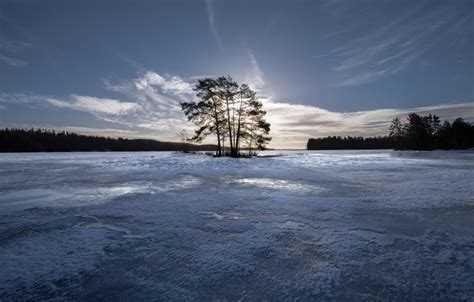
[307,136,393,150]
[307,114,474,151]
[0,128,216,152]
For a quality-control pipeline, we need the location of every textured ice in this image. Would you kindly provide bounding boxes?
[0,150,473,301]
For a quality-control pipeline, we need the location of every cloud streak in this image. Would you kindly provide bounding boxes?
[246,51,265,91]
[314,2,473,86]
[0,17,31,68]
[206,0,223,51]
[0,53,27,67]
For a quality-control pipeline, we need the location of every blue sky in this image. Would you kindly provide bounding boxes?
[0,0,473,148]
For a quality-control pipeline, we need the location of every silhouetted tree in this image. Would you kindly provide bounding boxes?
[389,117,404,149]
[216,76,239,156]
[435,121,453,149]
[402,113,434,150]
[181,76,271,157]
[451,118,474,149]
[241,95,271,154]
[181,78,226,156]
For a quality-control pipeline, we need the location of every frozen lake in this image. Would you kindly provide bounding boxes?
[1,150,473,301]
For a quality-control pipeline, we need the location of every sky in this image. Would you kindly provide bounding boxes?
[0,0,473,149]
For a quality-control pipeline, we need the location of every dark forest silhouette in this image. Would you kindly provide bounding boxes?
[0,128,216,152]
[307,113,474,150]
[389,114,474,150]
[181,76,271,157]
[307,136,394,150]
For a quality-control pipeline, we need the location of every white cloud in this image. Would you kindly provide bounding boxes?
[46,95,142,115]
[105,71,193,126]
[103,71,196,137]
[134,71,194,100]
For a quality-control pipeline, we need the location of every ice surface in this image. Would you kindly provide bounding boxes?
[0,150,473,301]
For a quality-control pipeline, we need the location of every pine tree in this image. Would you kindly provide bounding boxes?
[389,117,404,150]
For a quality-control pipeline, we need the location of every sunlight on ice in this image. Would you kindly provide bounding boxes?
[231,178,324,193]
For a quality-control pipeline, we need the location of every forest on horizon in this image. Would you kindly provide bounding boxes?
[0,128,216,153]
[307,114,474,151]
[2,114,474,153]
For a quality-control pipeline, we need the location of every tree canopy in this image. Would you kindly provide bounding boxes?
[389,113,474,150]
[181,76,271,157]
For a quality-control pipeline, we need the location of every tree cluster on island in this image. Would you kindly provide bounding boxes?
[0,128,217,152]
[307,113,474,151]
[181,76,271,157]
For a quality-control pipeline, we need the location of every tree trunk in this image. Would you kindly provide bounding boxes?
[221,135,225,155]
[215,131,221,156]
[212,102,222,157]
[235,93,244,156]
[225,97,234,156]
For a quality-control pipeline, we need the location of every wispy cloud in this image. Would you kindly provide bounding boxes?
[206,0,223,51]
[0,15,31,68]
[0,92,46,108]
[324,26,354,38]
[0,38,30,67]
[246,51,265,91]
[314,2,472,87]
[0,53,27,67]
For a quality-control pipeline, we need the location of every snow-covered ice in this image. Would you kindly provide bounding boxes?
[0,150,473,301]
